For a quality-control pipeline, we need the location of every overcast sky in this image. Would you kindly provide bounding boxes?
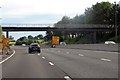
[1,0,120,24]
[0,0,119,40]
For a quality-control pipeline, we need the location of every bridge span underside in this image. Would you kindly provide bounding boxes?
[2,27,115,32]
[2,24,119,43]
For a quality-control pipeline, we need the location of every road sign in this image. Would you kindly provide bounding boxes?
[3,38,10,46]
[0,44,3,49]
[52,36,60,45]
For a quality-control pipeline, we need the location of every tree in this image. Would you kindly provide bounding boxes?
[61,16,71,24]
[71,14,85,24]
[18,36,27,41]
[0,25,2,36]
[55,16,71,28]
[34,36,38,40]
[9,35,14,40]
[85,2,113,24]
[37,34,43,39]
[16,36,27,45]
[28,35,33,40]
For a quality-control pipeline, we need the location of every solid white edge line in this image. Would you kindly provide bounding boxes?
[64,76,72,80]
[101,58,111,62]
[42,57,45,59]
[0,50,15,64]
[49,62,54,66]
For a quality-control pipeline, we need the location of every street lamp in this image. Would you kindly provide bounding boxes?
[114,2,118,42]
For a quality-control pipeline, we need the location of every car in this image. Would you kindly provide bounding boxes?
[105,41,116,45]
[28,43,41,53]
[22,44,26,46]
[51,45,56,48]
[60,42,67,45]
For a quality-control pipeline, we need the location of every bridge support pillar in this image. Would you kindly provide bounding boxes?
[6,31,9,38]
[93,31,96,43]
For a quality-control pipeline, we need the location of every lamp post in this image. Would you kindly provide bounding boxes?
[114,2,118,42]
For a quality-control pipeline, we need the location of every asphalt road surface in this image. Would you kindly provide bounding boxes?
[1,45,118,79]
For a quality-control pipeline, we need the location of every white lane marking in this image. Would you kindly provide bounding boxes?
[78,54,84,56]
[94,51,118,54]
[49,62,54,66]
[94,51,104,53]
[42,57,45,59]
[0,50,15,64]
[101,58,111,62]
[64,76,72,80]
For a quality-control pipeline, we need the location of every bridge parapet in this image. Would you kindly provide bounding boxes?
[1,24,54,27]
[1,24,115,28]
[54,24,115,28]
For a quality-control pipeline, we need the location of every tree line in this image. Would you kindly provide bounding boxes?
[46,1,120,43]
[55,1,120,26]
[16,34,43,45]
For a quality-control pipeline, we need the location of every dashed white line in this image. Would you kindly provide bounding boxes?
[94,51,105,53]
[64,76,72,80]
[101,58,111,62]
[0,50,15,64]
[42,57,45,59]
[78,54,84,56]
[49,62,54,66]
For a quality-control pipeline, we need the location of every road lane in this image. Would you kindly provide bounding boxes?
[42,48,118,78]
[2,46,67,78]
[48,48,118,64]
[2,46,118,79]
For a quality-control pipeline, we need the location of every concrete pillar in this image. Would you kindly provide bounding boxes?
[76,33,78,37]
[93,31,96,43]
[62,31,65,40]
[6,31,9,38]
[70,34,72,38]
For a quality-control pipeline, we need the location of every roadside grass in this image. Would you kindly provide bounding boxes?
[37,40,44,43]
[43,41,51,45]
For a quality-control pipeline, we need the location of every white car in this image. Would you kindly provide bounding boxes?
[105,41,116,45]
[60,42,67,45]
[22,44,26,46]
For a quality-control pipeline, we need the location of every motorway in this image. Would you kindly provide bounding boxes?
[1,45,118,79]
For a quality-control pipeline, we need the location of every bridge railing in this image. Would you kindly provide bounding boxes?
[54,24,115,28]
[1,24,54,27]
[1,24,116,28]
